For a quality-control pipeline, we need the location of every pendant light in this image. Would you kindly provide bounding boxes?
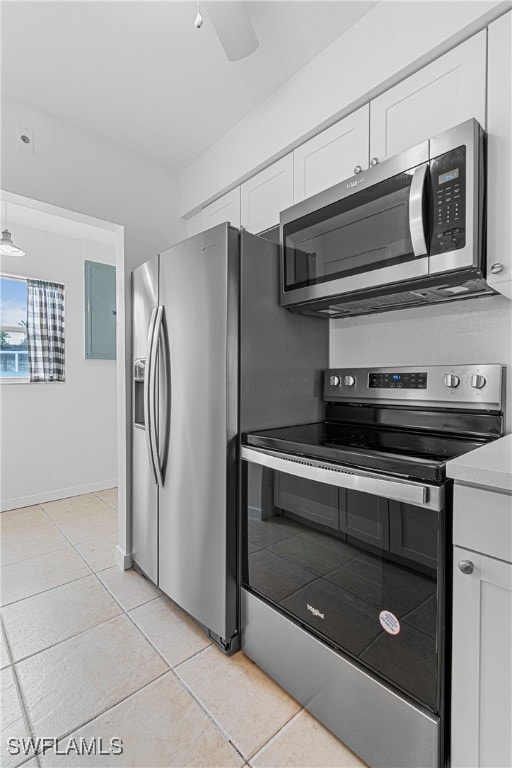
[0,202,25,257]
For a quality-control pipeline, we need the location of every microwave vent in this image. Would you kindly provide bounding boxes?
[288,271,496,319]
[320,290,428,317]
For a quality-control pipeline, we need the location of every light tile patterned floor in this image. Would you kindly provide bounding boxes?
[0,490,367,768]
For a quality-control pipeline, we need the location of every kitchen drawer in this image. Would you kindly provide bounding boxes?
[453,484,512,563]
[274,473,340,529]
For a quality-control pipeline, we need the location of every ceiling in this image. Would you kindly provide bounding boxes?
[1,1,378,172]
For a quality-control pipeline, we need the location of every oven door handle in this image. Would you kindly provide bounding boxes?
[241,446,442,511]
[409,163,428,257]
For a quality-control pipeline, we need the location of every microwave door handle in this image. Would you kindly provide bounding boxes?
[144,307,158,484]
[149,306,164,488]
[409,163,428,257]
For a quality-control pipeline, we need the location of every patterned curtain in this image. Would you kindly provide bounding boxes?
[27,280,65,382]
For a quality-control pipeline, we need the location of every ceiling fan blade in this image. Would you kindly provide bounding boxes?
[206,2,259,62]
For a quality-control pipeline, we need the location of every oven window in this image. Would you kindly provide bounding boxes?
[283,168,425,292]
[242,462,442,712]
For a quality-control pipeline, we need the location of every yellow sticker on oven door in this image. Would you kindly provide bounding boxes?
[379,610,401,635]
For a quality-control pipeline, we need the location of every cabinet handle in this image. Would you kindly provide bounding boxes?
[491,263,504,274]
[354,165,362,175]
[370,157,379,167]
[458,559,474,575]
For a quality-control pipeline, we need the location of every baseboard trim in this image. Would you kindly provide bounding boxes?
[1,479,118,512]
[115,545,132,570]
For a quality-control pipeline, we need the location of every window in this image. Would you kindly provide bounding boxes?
[0,276,29,380]
[0,275,65,382]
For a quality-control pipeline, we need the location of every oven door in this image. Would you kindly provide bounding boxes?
[241,446,446,714]
[280,142,430,307]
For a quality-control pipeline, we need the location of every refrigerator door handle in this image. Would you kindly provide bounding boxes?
[151,306,167,487]
[149,306,164,488]
[157,306,170,486]
[145,306,159,484]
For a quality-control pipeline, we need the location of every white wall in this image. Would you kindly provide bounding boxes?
[2,98,185,272]
[330,295,512,431]
[0,223,118,510]
[1,99,185,555]
[180,0,506,216]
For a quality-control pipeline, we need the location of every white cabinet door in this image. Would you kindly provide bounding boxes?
[293,105,369,202]
[451,547,512,768]
[370,32,486,162]
[241,154,293,234]
[200,187,241,231]
[186,211,204,238]
[487,11,512,299]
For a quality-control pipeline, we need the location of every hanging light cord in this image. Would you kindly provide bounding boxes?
[194,1,203,29]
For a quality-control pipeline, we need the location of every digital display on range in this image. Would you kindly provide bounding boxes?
[438,168,459,185]
[369,372,428,389]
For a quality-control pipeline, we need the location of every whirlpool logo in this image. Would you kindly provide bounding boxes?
[346,177,365,189]
[307,603,325,619]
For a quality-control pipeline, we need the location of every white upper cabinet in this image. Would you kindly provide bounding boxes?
[240,154,293,234]
[293,105,369,203]
[186,210,204,238]
[370,32,487,163]
[487,11,512,298]
[186,187,241,238]
[201,187,241,232]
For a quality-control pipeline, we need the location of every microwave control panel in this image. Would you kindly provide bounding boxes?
[430,145,466,255]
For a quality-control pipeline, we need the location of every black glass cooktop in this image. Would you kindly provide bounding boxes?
[245,421,489,483]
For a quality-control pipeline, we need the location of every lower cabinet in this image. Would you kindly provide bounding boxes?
[451,546,512,768]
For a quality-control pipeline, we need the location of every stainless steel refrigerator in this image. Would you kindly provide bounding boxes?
[131,224,327,652]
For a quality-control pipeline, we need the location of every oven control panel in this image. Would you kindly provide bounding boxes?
[369,371,427,389]
[324,365,504,410]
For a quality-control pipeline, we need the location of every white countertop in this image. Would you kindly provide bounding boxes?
[446,433,512,492]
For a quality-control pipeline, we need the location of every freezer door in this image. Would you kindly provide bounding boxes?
[158,224,238,642]
[131,256,159,583]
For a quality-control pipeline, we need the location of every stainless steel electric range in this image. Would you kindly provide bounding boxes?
[240,364,505,768]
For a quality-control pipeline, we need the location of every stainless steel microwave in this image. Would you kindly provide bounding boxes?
[280,119,494,317]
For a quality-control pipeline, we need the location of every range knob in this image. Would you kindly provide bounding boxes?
[444,374,460,389]
[470,374,486,389]
[343,375,356,387]
[329,375,340,387]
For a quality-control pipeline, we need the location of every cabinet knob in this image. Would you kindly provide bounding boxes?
[490,263,504,274]
[354,165,362,175]
[370,157,379,167]
[458,560,474,575]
